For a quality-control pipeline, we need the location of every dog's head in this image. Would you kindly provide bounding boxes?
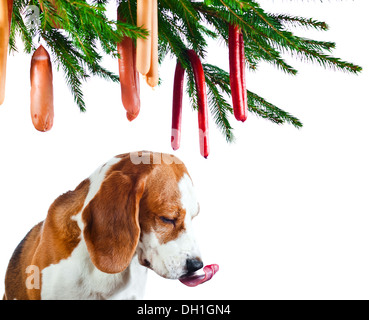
[82,152,202,279]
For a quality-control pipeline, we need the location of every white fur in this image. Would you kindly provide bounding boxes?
[137,174,201,279]
[41,237,147,300]
[178,173,200,219]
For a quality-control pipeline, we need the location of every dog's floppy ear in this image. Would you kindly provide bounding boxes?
[82,171,146,274]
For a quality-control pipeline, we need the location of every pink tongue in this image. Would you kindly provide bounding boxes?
[179,264,219,287]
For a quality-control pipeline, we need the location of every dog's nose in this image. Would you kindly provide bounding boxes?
[186,258,203,274]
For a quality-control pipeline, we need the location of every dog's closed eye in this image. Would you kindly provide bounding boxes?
[160,216,176,226]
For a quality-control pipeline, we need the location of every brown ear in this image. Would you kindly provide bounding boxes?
[82,171,145,274]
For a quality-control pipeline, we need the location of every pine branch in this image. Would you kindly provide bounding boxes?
[158,11,189,68]
[270,14,329,31]
[241,1,361,73]
[41,29,88,111]
[10,0,36,54]
[248,91,303,129]
[242,30,298,75]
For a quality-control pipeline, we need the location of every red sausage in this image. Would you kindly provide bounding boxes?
[171,60,185,151]
[229,24,247,122]
[238,30,248,120]
[187,50,209,159]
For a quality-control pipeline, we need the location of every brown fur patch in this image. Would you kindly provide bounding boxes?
[82,172,145,274]
[4,222,43,300]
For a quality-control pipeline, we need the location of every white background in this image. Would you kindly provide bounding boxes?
[0,0,368,300]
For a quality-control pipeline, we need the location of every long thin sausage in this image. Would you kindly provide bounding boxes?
[145,0,158,87]
[136,0,152,75]
[30,45,54,132]
[187,50,210,159]
[229,24,247,122]
[171,60,185,151]
[117,10,140,121]
[239,30,248,121]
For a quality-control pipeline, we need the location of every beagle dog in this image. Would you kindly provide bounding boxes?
[4,151,203,300]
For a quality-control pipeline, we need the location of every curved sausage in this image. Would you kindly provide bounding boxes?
[187,50,209,159]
